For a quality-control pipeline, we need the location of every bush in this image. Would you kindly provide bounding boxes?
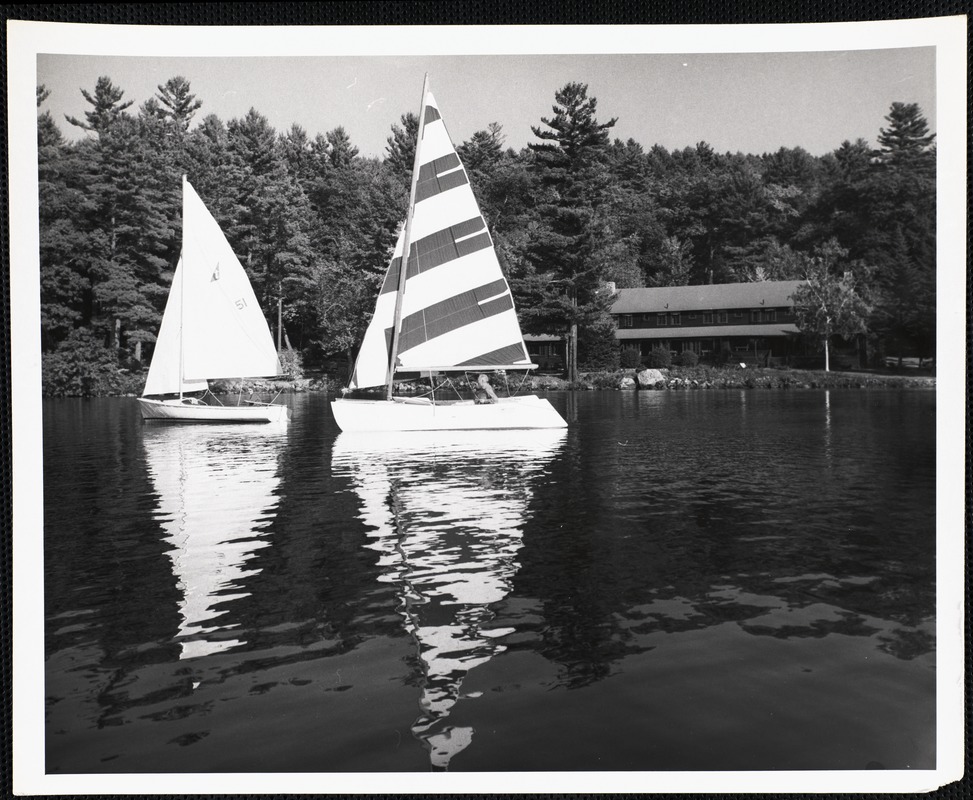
[619,348,642,369]
[583,371,623,390]
[278,348,304,378]
[647,346,672,369]
[677,350,699,367]
[42,330,143,397]
[578,316,621,371]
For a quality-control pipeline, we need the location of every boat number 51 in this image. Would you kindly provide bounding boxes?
[235,298,247,310]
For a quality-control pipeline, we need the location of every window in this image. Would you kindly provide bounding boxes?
[686,313,697,320]
[732,311,743,319]
[620,314,633,329]
[657,313,668,326]
[768,310,777,322]
[704,312,713,324]
[670,313,681,325]
[752,310,762,323]
[718,312,728,323]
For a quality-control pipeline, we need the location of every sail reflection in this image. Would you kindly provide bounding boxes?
[142,422,287,659]
[332,429,565,770]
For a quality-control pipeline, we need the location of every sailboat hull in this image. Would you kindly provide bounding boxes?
[331,395,566,432]
[139,397,288,424]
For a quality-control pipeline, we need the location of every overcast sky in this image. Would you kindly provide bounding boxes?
[38,48,936,158]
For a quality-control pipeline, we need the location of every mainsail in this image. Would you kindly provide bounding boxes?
[349,84,534,391]
[142,177,282,397]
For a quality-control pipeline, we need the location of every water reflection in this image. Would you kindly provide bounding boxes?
[331,429,565,770]
[142,422,287,659]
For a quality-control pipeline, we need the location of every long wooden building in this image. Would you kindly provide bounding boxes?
[610,280,805,365]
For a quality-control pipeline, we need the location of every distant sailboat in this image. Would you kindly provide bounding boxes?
[330,75,566,432]
[138,176,288,423]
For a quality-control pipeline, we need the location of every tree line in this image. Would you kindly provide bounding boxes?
[37,75,935,391]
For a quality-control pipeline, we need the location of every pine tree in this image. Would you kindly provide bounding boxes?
[877,102,936,166]
[154,76,203,131]
[522,82,617,382]
[385,111,419,185]
[65,76,133,133]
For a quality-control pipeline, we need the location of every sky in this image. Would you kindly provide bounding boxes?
[37,48,936,159]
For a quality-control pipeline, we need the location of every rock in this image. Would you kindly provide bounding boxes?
[619,375,636,390]
[637,368,666,389]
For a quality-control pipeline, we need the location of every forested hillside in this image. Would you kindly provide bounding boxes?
[37,76,936,393]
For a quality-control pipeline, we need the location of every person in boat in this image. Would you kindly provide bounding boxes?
[474,373,498,404]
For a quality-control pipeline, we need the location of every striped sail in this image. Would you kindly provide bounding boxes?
[349,88,534,390]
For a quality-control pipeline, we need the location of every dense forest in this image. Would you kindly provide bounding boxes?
[37,76,936,392]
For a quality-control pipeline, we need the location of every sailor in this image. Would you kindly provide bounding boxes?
[474,373,499,404]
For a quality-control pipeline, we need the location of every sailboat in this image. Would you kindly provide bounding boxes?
[138,176,289,423]
[330,76,567,433]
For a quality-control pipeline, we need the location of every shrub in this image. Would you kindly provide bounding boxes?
[278,348,304,378]
[619,348,642,369]
[578,316,621,371]
[677,350,699,367]
[583,371,623,390]
[647,346,672,369]
[42,330,138,397]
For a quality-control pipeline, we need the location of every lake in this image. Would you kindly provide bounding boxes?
[42,389,936,774]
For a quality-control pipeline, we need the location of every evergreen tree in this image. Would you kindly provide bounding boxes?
[65,76,133,133]
[877,102,936,166]
[521,82,617,382]
[385,111,419,185]
[154,76,203,131]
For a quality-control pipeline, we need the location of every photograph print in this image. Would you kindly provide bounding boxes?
[9,15,966,796]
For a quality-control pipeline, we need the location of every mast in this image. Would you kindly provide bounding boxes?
[179,174,187,400]
[385,73,430,401]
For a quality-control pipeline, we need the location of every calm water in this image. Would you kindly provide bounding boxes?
[43,390,936,773]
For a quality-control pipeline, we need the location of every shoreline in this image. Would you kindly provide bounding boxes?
[43,365,936,399]
[213,366,936,397]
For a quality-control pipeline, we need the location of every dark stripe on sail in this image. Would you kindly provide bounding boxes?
[396,279,513,353]
[424,105,441,125]
[458,342,530,367]
[381,217,492,294]
[415,152,469,203]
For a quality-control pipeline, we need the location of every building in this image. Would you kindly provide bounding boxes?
[523,334,566,373]
[610,280,806,365]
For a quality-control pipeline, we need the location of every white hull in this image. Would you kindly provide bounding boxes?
[139,397,288,424]
[331,395,566,432]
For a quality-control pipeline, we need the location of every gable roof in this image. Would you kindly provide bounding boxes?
[611,280,804,314]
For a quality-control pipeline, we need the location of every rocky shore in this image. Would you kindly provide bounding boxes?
[208,365,935,398]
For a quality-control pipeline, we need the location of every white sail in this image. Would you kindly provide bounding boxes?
[142,256,207,397]
[142,177,282,397]
[349,89,533,390]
